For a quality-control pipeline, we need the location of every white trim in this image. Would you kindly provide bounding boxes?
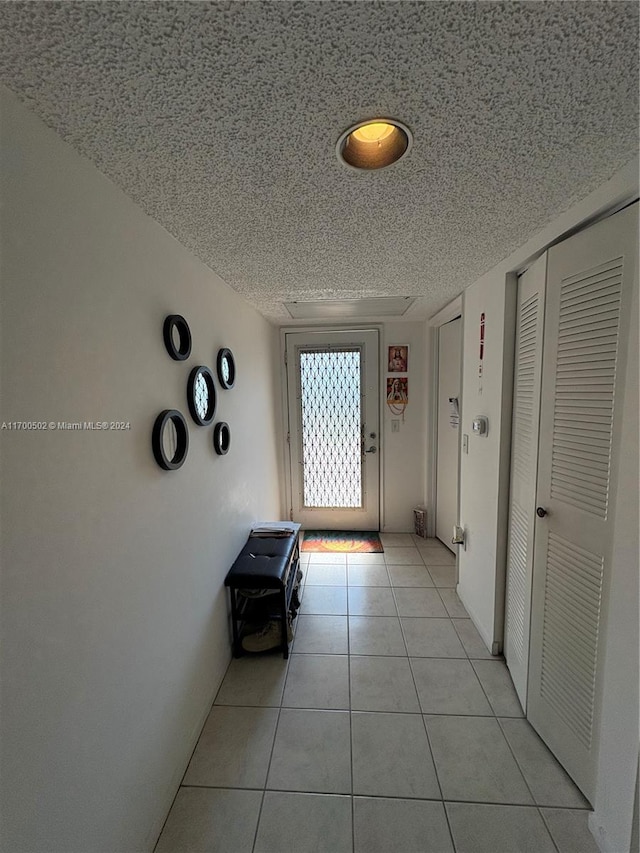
[426,302,463,539]
[493,271,518,654]
[471,157,638,293]
[429,294,463,327]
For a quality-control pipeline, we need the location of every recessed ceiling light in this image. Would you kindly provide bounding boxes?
[337,119,412,170]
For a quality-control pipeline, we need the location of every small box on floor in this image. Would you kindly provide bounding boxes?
[413,506,427,538]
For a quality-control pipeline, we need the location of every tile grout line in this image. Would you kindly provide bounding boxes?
[442,802,458,853]
[250,552,304,853]
[175,782,587,810]
[538,806,562,853]
[537,806,563,853]
[346,569,356,853]
[466,657,499,715]
[494,715,554,817]
[153,647,243,852]
[249,657,289,853]
[493,713,558,828]
[402,611,457,851]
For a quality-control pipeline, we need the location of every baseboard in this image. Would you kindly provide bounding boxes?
[146,652,232,852]
[455,584,499,656]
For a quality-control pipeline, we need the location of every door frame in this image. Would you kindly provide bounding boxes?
[279,325,384,528]
[434,316,463,551]
[426,297,463,540]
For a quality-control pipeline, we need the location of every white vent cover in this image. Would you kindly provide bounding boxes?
[284,297,415,320]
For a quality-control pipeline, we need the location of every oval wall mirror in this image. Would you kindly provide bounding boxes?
[152,410,189,470]
[216,348,236,389]
[213,421,231,455]
[187,365,216,426]
[163,315,192,361]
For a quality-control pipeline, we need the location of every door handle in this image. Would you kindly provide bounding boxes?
[536,506,547,518]
[364,446,377,454]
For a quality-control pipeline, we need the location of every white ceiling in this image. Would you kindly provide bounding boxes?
[0,2,637,323]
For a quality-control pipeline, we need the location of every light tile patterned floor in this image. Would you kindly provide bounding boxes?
[156,539,596,853]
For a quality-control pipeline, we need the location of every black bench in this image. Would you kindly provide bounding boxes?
[224,524,301,659]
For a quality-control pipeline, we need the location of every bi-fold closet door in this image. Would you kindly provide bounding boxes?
[504,202,638,804]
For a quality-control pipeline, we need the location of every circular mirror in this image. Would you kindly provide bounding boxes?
[163,315,192,361]
[213,421,231,455]
[187,366,216,426]
[152,410,189,470]
[171,324,182,351]
[162,416,178,460]
[216,348,236,390]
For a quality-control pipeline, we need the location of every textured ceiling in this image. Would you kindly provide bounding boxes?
[0,1,638,323]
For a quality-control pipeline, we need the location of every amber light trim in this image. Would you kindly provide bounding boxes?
[336,119,412,170]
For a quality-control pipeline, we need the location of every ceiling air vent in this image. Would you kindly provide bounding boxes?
[284,296,415,320]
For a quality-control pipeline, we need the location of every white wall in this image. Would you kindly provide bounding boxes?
[589,273,639,853]
[381,321,427,531]
[453,162,638,657]
[457,274,515,653]
[455,191,639,848]
[0,89,282,853]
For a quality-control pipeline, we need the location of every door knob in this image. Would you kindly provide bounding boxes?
[364,446,377,454]
[536,507,547,518]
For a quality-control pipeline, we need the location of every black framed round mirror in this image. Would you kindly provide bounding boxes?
[216,348,236,390]
[187,366,216,426]
[152,410,189,470]
[163,315,192,361]
[213,421,231,455]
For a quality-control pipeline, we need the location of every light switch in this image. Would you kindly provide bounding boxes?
[391,419,400,433]
[462,434,469,454]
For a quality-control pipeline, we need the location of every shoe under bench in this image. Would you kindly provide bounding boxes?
[224,522,301,660]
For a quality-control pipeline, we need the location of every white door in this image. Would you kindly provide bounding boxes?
[285,329,380,530]
[504,254,547,710]
[436,317,461,551]
[527,203,638,802]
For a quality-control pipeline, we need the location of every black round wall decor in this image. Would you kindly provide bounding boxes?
[216,348,236,389]
[163,315,192,361]
[152,410,189,470]
[187,365,217,426]
[213,421,231,455]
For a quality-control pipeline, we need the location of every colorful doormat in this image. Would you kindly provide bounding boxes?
[301,530,384,553]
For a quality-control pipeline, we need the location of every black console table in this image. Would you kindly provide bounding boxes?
[224,522,301,659]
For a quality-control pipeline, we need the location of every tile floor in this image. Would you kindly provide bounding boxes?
[155,535,598,853]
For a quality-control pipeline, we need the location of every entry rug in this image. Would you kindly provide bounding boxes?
[301,530,384,553]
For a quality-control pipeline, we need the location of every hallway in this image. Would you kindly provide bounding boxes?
[155,536,596,853]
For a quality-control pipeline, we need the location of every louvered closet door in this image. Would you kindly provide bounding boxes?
[504,254,546,710]
[527,203,638,802]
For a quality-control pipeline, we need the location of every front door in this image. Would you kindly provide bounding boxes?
[285,329,380,530]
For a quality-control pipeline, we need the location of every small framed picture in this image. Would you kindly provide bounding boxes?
[387,376,408,403]
[387,345,408,373]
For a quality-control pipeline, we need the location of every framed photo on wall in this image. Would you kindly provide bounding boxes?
[387,345,408,373]
[387,376,408,403]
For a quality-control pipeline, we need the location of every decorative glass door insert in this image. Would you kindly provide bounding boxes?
[285,329,380,530]
[299,348,362,508]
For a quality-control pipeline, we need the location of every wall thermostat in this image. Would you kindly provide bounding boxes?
[472,416,489,436]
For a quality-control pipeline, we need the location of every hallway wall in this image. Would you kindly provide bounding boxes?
[457,273,516,653]
[381,321,428,532]
[454,176,638,852]
[0,89,282,853]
